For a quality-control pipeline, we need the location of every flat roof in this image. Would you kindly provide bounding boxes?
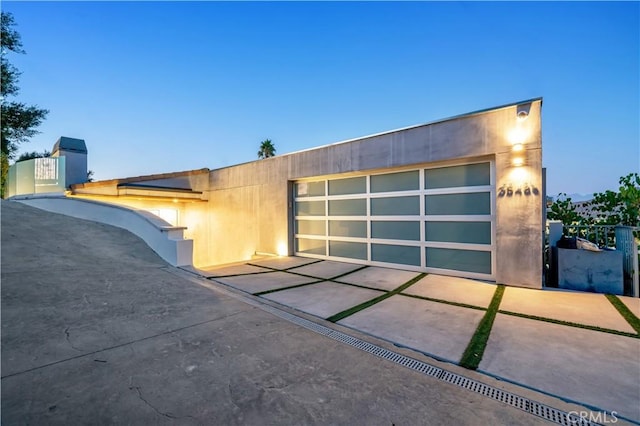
[71,168,210,190]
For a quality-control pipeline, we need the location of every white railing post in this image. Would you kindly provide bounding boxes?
[615,226,639,297]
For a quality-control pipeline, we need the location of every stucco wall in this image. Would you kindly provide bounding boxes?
[205,99,543,287]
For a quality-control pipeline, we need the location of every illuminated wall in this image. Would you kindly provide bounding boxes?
[70,99,543,288]
[203,98,543,287]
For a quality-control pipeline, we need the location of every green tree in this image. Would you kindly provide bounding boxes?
[587,173,640,227]
[1,12,49,197]
[16,149,50,162]
[547,193,582,225]
[257,139,276,159]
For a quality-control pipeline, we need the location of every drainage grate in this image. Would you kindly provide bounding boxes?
[259,303,601,426]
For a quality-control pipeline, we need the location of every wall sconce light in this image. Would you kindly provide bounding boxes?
[508,128,527,145]
[517,110,529,121]
[512,143,524,152]
[512,157,524,167]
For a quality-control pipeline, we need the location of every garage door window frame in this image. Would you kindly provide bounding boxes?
[293,159,496,280]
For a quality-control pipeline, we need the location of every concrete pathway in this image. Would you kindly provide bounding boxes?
[201,256,640,424]
[3,201,558,425]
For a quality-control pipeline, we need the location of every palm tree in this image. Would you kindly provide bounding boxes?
[257,139,276,159]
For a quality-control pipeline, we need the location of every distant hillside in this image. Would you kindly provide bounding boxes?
[554,193,594,202]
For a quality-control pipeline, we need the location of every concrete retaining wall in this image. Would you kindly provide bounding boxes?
[13,196,193,267]
[554,247,624,295]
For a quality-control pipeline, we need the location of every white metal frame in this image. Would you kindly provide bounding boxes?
[293,159,496,280]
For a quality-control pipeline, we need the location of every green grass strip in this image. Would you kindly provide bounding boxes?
[399,292,487,312]
[459,285,505,370]
[328,265,369,280]
[246,258,323,272]
[248,263,369,284]
[326,273,426,323]
[606,294,640,335]
[498,309,639,339]
[253,280,324,296]
[206,271,275,279]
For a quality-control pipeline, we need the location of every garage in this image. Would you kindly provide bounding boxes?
[294,160,495,280]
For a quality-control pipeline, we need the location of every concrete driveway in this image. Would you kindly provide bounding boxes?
[199,256,640,424]
[3,200,638,425]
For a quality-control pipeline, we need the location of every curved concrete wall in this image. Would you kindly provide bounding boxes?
[13,195,193,267]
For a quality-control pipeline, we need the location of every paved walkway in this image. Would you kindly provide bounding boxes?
[198,257,640,424]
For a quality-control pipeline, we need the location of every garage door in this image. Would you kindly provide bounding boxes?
[293,161,495,280]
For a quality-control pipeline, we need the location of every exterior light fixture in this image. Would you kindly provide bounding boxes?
[508,128,527,145]
[512,157,524,167]
[512,143,524,152]
[517,110,529,121]
[277,242,288,256]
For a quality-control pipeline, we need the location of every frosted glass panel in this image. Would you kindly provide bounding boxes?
[295,181,325,197]
[296,200,325,216]
[425,193,490,215]
[329,220,367,238]
[371,196,419,215]
[297,238,326,255]
[425,163,490,189]
[371,221,420,241]
[329,199,366,216]
[372,244,421,266]
[15,159,35,195]
[371,170,419,193]
[329,241,367,260]
[296,220,326,236]
[426,248,491,274]
[426,221,491,244]
[328,176,366,195]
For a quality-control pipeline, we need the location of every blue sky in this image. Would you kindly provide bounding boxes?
[4,1,639,196]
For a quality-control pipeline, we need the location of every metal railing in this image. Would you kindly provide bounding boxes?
[563,224,618,248]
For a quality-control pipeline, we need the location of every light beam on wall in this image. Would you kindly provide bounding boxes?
[508,128,527,145]
[277,242,288,257]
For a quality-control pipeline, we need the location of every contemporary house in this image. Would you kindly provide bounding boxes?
[8,98,544,288]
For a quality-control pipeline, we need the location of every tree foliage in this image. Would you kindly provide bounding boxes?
[1,12,49,197]
[586,173,640,227]
[546,193,582,225]
[257,139,276,159]
[547,173,640,227]
[16,149,50,162]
